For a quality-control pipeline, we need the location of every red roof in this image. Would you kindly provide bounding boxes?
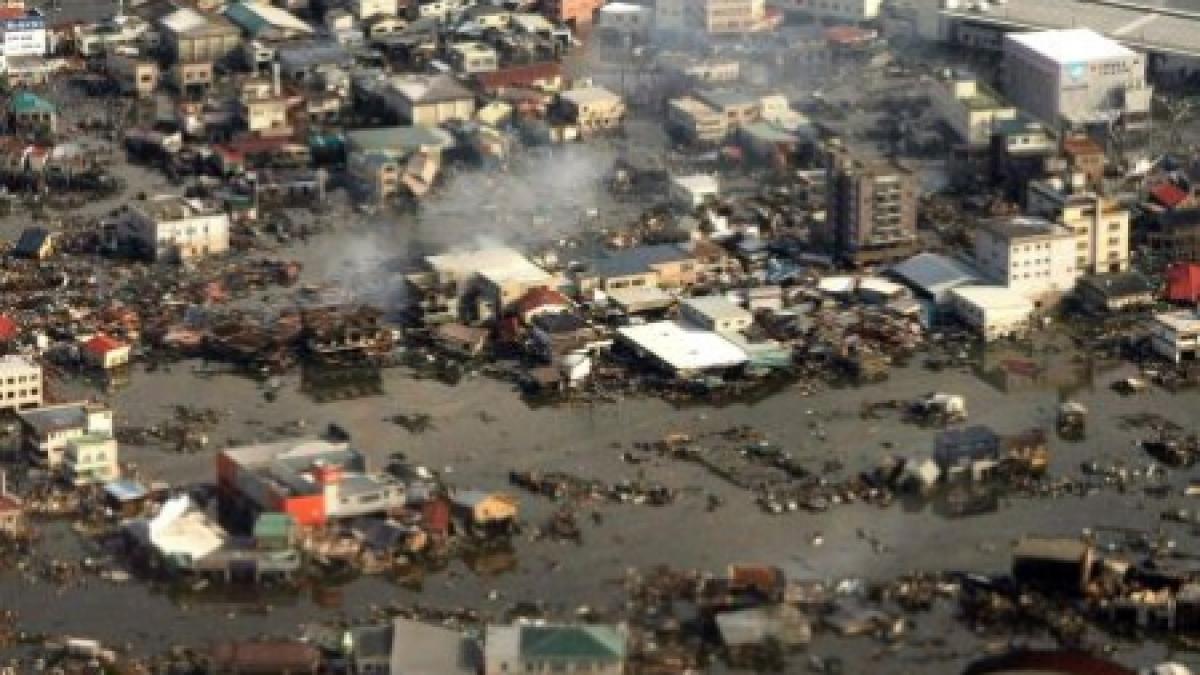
[1151,182,1189,209]
[0,315,16,342]
[824,25,877,45]
[0,7,25,19]
[475,62,563,92]
[0,494,21,513]
[1166,262,1200,303]
[83,334,127,356]
[514,287,571,317]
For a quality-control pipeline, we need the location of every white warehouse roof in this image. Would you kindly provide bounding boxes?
[950,285,1034,313]
[618,320,748,372]
[1006,28,1135,64]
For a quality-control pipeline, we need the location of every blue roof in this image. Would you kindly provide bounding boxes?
[586,244,693,279]
[103,479,148,502]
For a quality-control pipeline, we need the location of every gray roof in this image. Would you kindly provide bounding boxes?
[585,243,693,279]
[346,126,455,155]
[18,404,87,435]
[890,252,980,299]
[1077,271,1155,298]
[390,619,476,674]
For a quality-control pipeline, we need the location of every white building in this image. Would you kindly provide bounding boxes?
[598,2,652,36]
[1027,182,1131,275]
[790,0,883,22]
[974,216,1080,305]
[0,355,41,412]
[117,196,231,262]
[1150,310,1200,363]
[655,0,765,34]
[1003,28,1152,129]
[616,320,749,376]
[62,433,119,485]
[949,285,1035,341]
[670,173,720,209]
[681,296,753,333]
[929,69,1017,149]
[0,10,46,58]
[17,402,114,468]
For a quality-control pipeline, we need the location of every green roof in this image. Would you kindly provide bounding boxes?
[519,626,625,662]
[10,91,55,115]
[254,513,296,538]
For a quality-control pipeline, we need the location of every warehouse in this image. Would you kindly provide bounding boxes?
[616,320,748,377]
[949,285,1035,341]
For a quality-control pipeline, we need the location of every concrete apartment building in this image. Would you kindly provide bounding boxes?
[116,195,231,263]
[824,151,920,265]
[559,86,625,135]
[159,7,242,65]
[106,48,159,97]
[18,402,114,468]
[1151,310,1200,363]
[656,0,764,34]
[1003,28,1152,129]
[929,69,1017,149]
[789,0,882,21]
[667,96,729,144]
[1027,181,1130,275]
[974,216,1080,305]
[698,0,765,33]
[374,74,477,126]
[0,355,41,413]
[238,76,291,136]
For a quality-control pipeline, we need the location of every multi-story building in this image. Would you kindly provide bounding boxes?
[17,402,114,468]
[106,48,159,97]
[62,434,119,485]
[447,41,498,74]
[216,438,406,530]
[238,76,291,136]
[974,216,1080,305]
[1026,182,1129,275]
[558,86,625,135]
[696,0,764,33]
[667,96,729,144]
[349,0,399,21]
[929,69,1017,150]
[1003,28,1151,129]
[0,354,41,413]
[115,195,231,262]
[159,7,241,65]
[0,8,45,57]
[824,150,920,265]
[1151,310,1200,363]
[789,0,882,21]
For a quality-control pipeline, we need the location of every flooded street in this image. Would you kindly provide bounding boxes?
[7,326,1200,671]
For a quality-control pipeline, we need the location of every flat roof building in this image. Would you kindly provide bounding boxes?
[1003,28,1151,129]
[616,320,748,376]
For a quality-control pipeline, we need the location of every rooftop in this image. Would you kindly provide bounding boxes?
[890,252,981,296]
[18,402,98,436]
[560,85,622,107]
[427,247,552,286]
[1154,309,1200,332]
[950,285,1036,311]
[1006,28,1134,64]
[585,243,694,279]
[0,354,38,375]
[618,320,748,372]
[387,73,474,104]
[390,619,476,674]
[682,296,753,323]
[980,215,1074,241]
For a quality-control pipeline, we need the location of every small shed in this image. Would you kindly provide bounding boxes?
[254,513,297,550]
[451,490,518,526]
[11,226,56,260]
[102,479,150,518]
